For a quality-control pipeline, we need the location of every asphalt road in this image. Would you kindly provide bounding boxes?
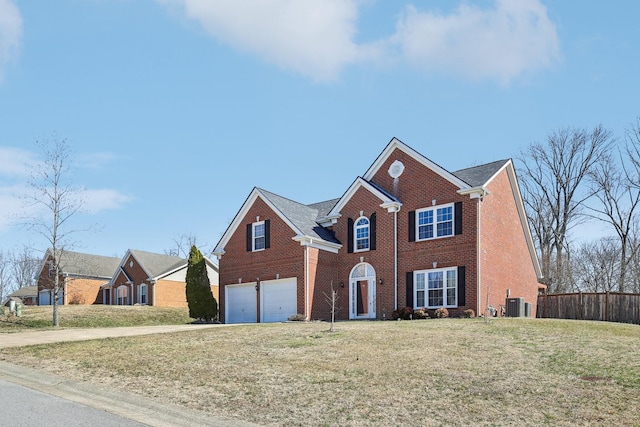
[0,324,259,427]
[0,378,146,427]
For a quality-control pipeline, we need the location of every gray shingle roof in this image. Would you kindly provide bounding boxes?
[56,250,121,279]
[7,285,37,298]
[129,249,187,278]
[258,189,340,244]
[452,159,510,187]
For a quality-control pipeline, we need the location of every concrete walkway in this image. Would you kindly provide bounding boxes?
[0,324,260,427]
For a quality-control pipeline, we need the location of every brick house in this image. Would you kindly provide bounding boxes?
[101,249,219,307]
[214,138,543,323]
[37,249,121,305]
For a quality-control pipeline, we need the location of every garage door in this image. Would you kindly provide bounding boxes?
[260,278,297,323]
[39,290,51,306]
[226,284,257,324]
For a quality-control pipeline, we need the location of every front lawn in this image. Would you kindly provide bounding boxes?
[0,305,192,331]
[2,318,640,426]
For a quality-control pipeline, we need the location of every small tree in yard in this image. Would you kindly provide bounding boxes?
[324,282,339,332]
[185,245,217,322]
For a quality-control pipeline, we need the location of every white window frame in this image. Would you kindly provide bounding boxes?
[116,285,129,306]
[416,203,454,241]
[354,216,370,252]
[252,221,266,252]
[139,284,148,305]
[414,267,457,309]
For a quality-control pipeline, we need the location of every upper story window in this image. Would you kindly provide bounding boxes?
[253,221,266,251]
[355,217,370,252]
[347,213,376,253]
[247,219,270,252]
[416,203,454,241]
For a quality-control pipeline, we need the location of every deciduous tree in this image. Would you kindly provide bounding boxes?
[24,137,83,326]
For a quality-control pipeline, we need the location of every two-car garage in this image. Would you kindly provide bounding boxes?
[225,278,298,323]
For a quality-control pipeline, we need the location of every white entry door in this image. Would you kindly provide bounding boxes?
[226,283,257,324]
[260,278,297,323]
[349,263,376,319]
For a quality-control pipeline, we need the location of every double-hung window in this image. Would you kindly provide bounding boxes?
[414,267,457,308]
[253,221,265,251]
[139,284,148,305]
[116,286,129,305]
[416,204,454,241]
[354,217,370,252]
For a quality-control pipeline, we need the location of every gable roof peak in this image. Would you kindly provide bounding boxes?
[363,138,470,189]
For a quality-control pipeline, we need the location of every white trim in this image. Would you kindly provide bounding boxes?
[215,188,306,256]
[138,283,148,305]
[292,235,341,253]
[354,216,370,253]
[362,138,470,189]
[349,262,376,319]
[251,220,266,252]
[327,177,397,218]
[414,267,458,309]
[415,203,455,241]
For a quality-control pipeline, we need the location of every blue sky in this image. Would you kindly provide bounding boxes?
[0,0,638,259]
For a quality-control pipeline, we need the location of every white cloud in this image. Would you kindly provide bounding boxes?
[159,0,560,84]
[0,147,37,177]
[158,0,378,82]
[0,0,22,82]
[82,188,133,214]
[390,0,561,84]
[0,184,26,232]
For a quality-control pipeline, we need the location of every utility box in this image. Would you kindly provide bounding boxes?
[524,302,532,318]
[506,297,525,317]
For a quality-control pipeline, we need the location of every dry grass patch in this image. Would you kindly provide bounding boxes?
[2,319,640,426]
[0,305,191,331]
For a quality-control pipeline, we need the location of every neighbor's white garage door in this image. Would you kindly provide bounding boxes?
[226,284,257,324]
[260,278,297,323]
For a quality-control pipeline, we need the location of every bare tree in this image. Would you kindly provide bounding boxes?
[587,149,640,292]
[519,125,614,292]
[0,250,13,305]
[165,233,208,258]
[571,239,619,292]
[24,137,83,327]
[324,282,339,332]
[11,246,40,290]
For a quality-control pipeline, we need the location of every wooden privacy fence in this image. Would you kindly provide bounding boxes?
[537,292,640,325]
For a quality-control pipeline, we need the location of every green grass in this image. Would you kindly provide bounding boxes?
[0,305,192,331]
[2,318,640,426]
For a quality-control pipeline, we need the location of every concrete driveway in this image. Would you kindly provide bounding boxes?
[0,323,259,427]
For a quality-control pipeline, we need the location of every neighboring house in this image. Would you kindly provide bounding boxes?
[101,249,219,307]
[214,138,543,323]
[3,286,38,307]
[37,250,121,305]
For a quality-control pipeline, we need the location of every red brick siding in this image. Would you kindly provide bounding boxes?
[219,197,306,322]
[368,148,479,316]
[480,168,540,316]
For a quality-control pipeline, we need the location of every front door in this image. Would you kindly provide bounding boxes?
[349,263,376,319]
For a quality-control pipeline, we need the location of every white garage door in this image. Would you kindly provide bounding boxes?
[226,284,257,324]
[260,278,297,323]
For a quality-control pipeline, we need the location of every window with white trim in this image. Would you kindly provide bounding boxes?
[415,267,457,308]
[253,221,265,251]
[416,203,454,241]
[139,284,148,305]
[116,286,129,305]
[354,217,370,252]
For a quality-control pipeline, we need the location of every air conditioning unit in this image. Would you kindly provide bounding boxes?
[524,302,532,318]
[506,297,525,317]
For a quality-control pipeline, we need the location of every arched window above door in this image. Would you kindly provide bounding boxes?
[350,262,375,280]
